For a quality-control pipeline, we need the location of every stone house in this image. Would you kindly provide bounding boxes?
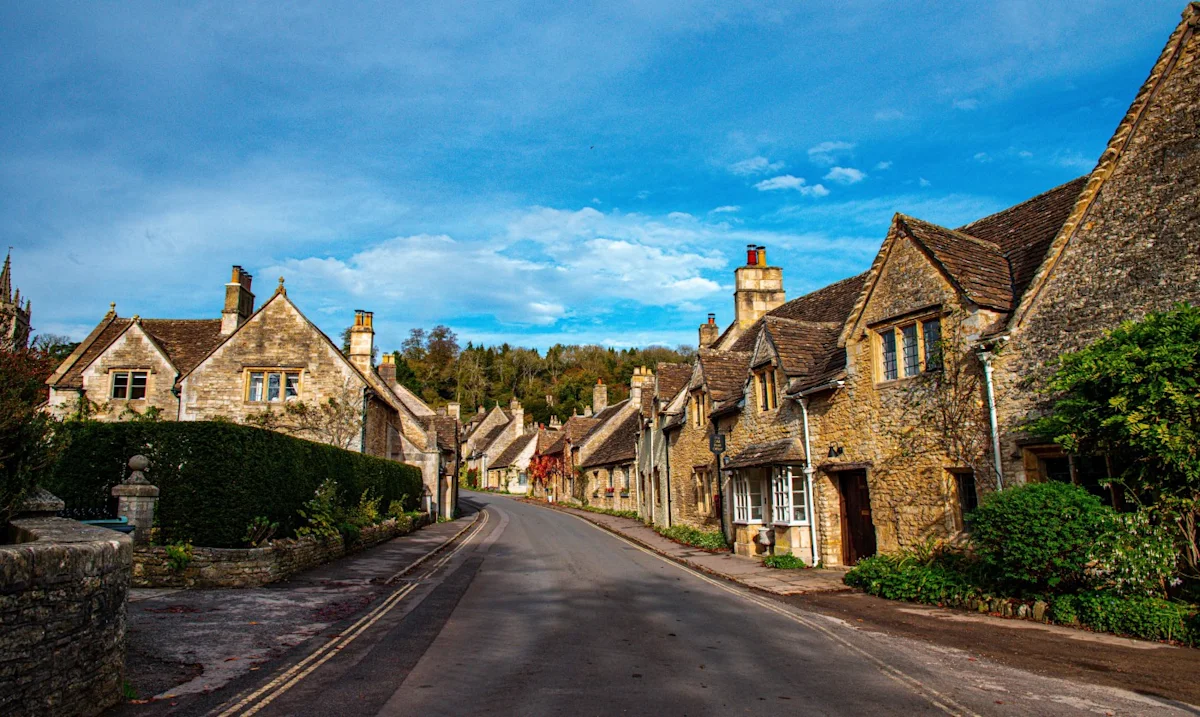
[486,431,538,493]
[46,266,459,519]
[636,362,693,526]
[0,251,32,348]
[465,399,525,486]
[991,3,1200,497]
[579,409,641,511]
[539,414,599,501]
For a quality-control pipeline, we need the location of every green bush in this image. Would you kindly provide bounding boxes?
[969,482,1109,592]
[845,553,985,604]
[656,524,729,551]
[1050,592,1197,645]
[1088,510,1177,597]
[165,541,194,572]
[574,504,640,520]
[762,553,807,569]
[45,421,423,548]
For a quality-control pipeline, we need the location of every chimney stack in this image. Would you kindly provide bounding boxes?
[733,244,785,330]
[509,397,524,434]
[592,379,608,415]
[379,353,397,385]
[221,266,255,336]
[698,313,719,348]
[447,402,461,420]
[349,310,375,373]
[630,366,654,408]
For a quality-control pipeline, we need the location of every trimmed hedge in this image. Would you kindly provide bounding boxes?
[655,524,730,552]
[46,421,423,548]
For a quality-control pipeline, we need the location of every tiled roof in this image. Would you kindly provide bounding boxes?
[580,410,639,468]
[492,432,536,469]
[695,350,751,404]
[478,422,511,452]
[536,428,560,453]
[898,215,1015,311]
[582,399,630,443]
[54,317,224,389]
[655,362,693,400]
[640,389,654,417]
[427,415,459,452]
[731,272,867,353]
[724,438,806,469]
[956,176,1086,304]
[543,415,598,454]
[762,318,843,382]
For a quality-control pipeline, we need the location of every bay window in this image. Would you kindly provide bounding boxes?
[770,466,810,526]
[734,473,766,524]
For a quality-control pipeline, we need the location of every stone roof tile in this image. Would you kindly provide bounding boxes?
[580,410,639,468]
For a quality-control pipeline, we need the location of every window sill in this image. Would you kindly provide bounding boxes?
[733,519,764,526]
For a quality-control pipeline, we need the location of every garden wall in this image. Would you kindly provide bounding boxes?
[0,517,131,717]
[132,514,430,588]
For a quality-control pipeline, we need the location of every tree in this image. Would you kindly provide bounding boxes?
[0,310,61,524]
[31,334,79,363]
[1031,303,1200,577]
[244,378,365,450]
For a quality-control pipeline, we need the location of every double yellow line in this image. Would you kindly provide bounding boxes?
[213,509,491,717]
[570,514,981,717]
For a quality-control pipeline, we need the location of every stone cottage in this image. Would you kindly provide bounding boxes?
[636,362,693,526]
[46,266,459,519]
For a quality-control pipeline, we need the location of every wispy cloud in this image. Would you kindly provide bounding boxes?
[807,141,855,166]
[973,152,993,163]
[953,98,980,111]
[710,205,740,214]
[824,167,866,185]
[754,175,830,197]
[728,156,785,176]
[874,161,893,170]
[919,178,932,187]
[873,109,904,121]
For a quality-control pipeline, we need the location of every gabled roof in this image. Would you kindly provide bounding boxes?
[50,316,224,389]
[694,350,751,404]
[956,176,1087,303]
[897,215,1015,311]
[492,432,536,469]
[536,428,560,453]
[760,318,843,381]
[478,422,512,452]
[543,415,599,454]
[656,362,693,400]
[581,399,631,443]
[579,410,639,468]
[731,272,867,353]
[1011,3,1200,328]
[425,415,459,452]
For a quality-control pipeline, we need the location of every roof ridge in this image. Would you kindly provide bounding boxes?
[897,213,1003,253]
[956,176,1089,235]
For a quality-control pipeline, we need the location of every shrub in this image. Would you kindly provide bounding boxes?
[1087,511,1177,597]
[296,479,340,540]
[1050,592,1197,645]
[243,516,278,547]
[45,421,423,548]
[845,553,985,605]
[165,541,194,572]
[762,553,807,570]
[657,524,729,551]
[575,504,640,520]
[969,482,1109,592]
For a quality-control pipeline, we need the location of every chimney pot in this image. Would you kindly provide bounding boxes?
[221,265,256,336]
[756,246,766,266]
[746,245,757,265]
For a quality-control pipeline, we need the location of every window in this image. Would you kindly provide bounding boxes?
[111,371,148,400]
[881,330,898,381]
[952,470,977,527]
[876,315,943,383]
[247,370,301,403]
[770,466,810,525]
[923,319,943,370]
[695,468,712,515]
[518,472,528,486]
[902,324,919,377]
[733,475,749,522]
[690,390,709,427]
[748,476,764,522]
[755,367,778,412]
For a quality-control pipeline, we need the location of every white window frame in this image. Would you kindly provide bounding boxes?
[246,369,302,403]
[770,466,811,526]
[111,370,149,400]
[733,475,755,524]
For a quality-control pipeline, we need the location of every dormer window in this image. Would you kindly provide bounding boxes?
[875,315,943,383]
[689,390,709,427]
[754,366,778,412]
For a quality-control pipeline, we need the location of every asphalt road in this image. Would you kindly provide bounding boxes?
[160,492,1193,717]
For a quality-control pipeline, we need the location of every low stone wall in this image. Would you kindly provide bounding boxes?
[132,514,431,589]
[0,517,132,717]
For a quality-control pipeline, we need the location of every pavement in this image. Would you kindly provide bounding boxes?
[516,497,851,594]
[119,512,480,701]
[109,491,1198,716]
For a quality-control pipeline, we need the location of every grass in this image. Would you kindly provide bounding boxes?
[655,524,729,552]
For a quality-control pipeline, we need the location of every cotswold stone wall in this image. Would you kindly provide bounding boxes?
[813,236,977,564]
[132,515,429,589]
[74,324,178,420]
[0,518,132,717]
[665,412,720,530]
[994,12,1200,482]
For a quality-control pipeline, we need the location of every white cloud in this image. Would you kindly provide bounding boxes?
[667,211,695,221]
[635,190,650,200]
[973,152,993,163]
[591,197,602,205]
[1052,150,1095,171]
[873,109,904,121]
[754,175,830,197]
[824,166,866,185]
[807,141,855,166]
[953,98,979,111]
[728,156,784,176]
[874,161,893,171]
[1017,150,1033,159]
[710,205,740,214]
[919,178,932,187]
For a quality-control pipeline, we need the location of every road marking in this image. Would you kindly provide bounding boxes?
[212,509,492,717]
[567,513,982,717]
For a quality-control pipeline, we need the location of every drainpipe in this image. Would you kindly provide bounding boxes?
[799,398,820,567]
[664,425,673,528]
[360,388,371,453]
[647,416,654,524]
[978,350,1005,491]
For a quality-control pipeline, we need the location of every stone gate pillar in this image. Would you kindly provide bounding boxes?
[112,454,159,545]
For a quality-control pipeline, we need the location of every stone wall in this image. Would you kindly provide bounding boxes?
[0,518,132,717]
[994,10,1200,482]
[665,413,720,530]
[131,515,430,589]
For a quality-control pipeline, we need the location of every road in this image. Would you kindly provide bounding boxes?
[157,492,1191,716]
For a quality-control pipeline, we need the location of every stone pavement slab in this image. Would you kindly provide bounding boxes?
[513,497,850,595]
[122,511,479,701]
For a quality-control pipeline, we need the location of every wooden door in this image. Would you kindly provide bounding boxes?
[839,471,877,565]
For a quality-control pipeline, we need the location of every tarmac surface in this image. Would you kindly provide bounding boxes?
[110,491,1198,716]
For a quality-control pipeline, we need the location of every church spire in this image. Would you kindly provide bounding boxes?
[1,249,11,303]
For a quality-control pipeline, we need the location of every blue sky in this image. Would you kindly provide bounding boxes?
[1,1,1185,351]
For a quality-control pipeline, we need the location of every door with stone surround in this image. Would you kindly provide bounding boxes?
[839,470,877,565]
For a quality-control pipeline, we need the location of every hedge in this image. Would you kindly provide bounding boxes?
[46,421,423,548]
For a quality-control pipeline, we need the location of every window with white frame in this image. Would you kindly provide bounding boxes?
[111,370,148,400]
[770,466,810,525]
[247,370,301,403]
[734,473,765,524]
